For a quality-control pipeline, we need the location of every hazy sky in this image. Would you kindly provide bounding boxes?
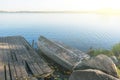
[0,0,120,11]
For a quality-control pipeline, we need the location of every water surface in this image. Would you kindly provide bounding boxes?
[0,13,120,51]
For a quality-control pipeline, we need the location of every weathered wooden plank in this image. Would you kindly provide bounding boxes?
[7,38,19,80]
[19,65,28,80]
[14,40,39,77]
[14,63,22,79]
[8,63,16,80]
[0,49,4,66]
[9,64,17,80]
[6,37,16,80]
[26,61,39,76]
[1,37,7,65]
[8,37,26,80]
[32,62,43,75]
[20,37,53,76]
[16,37,45,76]
[10,38,29,79]
[0,38,4,65]
[0,64,5,80]
[30,77,38,80]
[0,36,52,80]
[5,65,11,80]
[0,38,5,80]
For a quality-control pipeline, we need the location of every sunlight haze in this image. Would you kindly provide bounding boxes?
[0,0,120,11]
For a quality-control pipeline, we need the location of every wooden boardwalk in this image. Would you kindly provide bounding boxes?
[0,36,53,80]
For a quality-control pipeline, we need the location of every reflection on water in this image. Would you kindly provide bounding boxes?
[0,13,120,51]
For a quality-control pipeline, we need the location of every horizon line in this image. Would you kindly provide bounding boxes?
[1,10,120,15]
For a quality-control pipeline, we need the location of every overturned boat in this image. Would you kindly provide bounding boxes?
[37,36,90,71]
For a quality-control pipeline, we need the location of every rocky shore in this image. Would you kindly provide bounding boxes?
[70,54,120,80]
[37,36,120,80]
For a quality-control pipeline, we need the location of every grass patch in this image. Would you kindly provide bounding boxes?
[116,67,120,78]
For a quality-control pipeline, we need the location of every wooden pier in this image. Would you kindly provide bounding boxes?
[0,36,53,80]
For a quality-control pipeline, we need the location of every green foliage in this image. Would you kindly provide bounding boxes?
[117,65,120,70]
[88,48,114,57]
[88,42,120,57]
[112,43,120,59]
[116,67,120,77]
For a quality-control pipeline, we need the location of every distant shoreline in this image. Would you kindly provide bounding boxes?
[0,11,94,13]
[0,11,120,15]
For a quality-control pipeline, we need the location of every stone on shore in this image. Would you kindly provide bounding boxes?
[69,69,120,80]
[74,54,119,78]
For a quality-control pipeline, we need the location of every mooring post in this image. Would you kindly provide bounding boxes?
[32,40,34,48]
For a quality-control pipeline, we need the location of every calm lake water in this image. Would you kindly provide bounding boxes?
[0,13,120,51]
